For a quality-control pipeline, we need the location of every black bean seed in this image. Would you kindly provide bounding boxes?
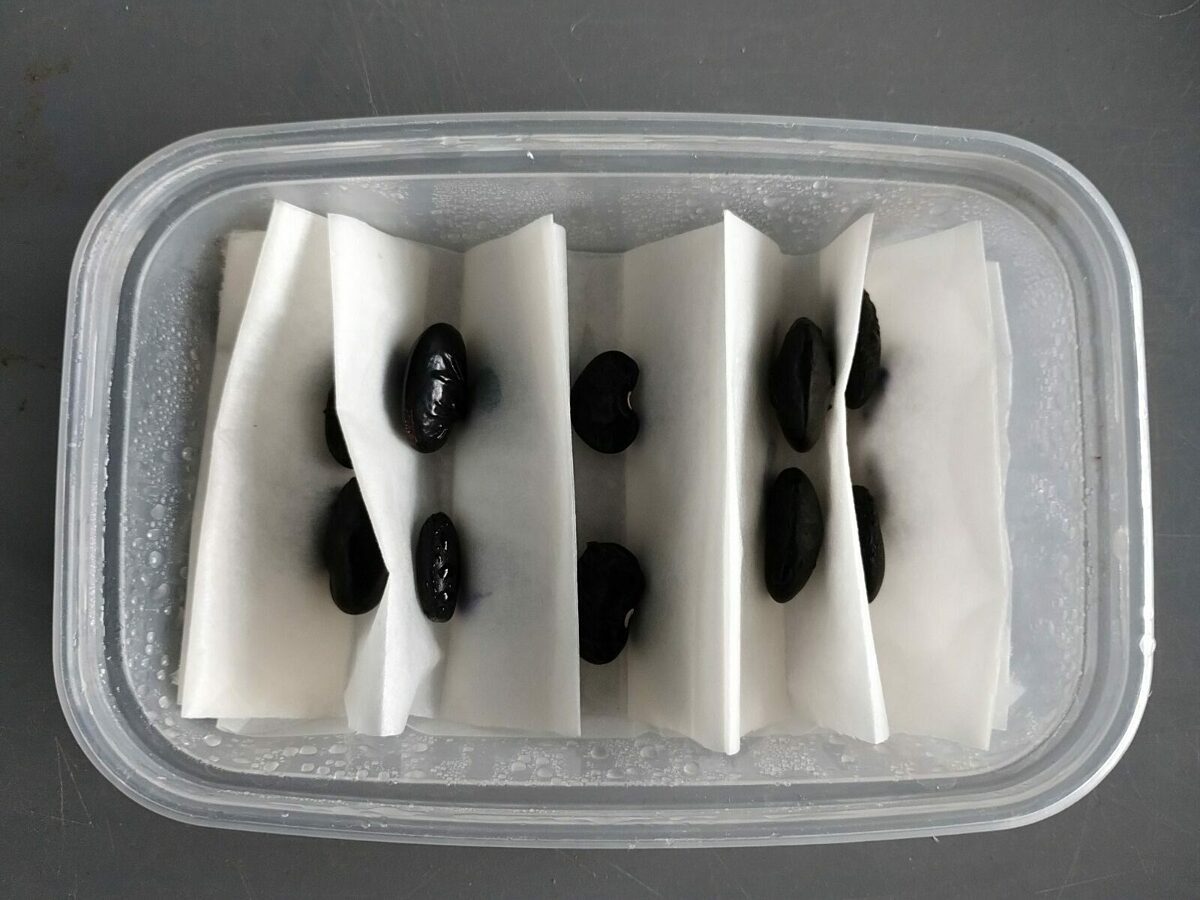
[769,318,833,452]
[764,467,824,602]
[324,384,352,468]
[570,351,640,454]
[852,484,885,602]
[578,542,646,665]
[400,323,469,453]
[323,478,387,615]
[845,291,882,410]
[415,512,462,623]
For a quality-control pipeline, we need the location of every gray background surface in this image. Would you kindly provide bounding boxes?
[1,1,1197,897]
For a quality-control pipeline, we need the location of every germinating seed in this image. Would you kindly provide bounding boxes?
[845,291,882,409]
[323,478,387,615]
[324,384,352,468]
[570,350,640,454]
[852,484,885,602]
[769,318,833,452]
[577,542,646,665]
[399,323,469,453]
[415,512,462,623]
[764,467,824,603]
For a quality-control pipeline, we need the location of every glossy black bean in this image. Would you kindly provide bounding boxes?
[769,318,833,452]
[852,484,885,602]
[400,323,469,453]
[764,467,824,602]
[324,384,353,468]
[577,542,645,665]
[323,478,387,615]
[570,351,640,454]
[414,512,462,623]
[845,291,882,409]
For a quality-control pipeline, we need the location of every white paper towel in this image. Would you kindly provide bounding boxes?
[178,230,263,692]
[731,213,890,745]
[180,202,354,719]
[620,222,738,753]
[570,215,887,752]
[437,216,582,736]
[987,261,1014,733]
[328,214,461,735]
[566,253,635,730]
[854,222,1010,749]
[187,208,1009,752]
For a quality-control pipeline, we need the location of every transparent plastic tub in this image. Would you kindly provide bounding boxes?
[54,113,1152,847]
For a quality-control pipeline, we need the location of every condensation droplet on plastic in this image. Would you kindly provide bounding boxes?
[683,761,700,776]
[150,504,166,520]
[203,733,222,747]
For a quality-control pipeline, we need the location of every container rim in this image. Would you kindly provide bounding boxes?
[54,112,1152,847]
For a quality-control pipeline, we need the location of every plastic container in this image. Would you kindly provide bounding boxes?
[54,113,1152,847]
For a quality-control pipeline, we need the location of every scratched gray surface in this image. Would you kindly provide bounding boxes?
[2,1,1197,897]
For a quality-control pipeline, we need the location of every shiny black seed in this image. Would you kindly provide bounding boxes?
[764,467,824,603]
[570,351,640,454]
[852,484,885,602]
[845,292,882,409]
[578,542,645,665]
[323,478,387,615]
[415,512,462,623]
[324,384,352,468]
[769,318,833,452]
[400,323,469,453]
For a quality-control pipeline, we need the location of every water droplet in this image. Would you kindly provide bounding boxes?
[150,504,166,520]
[300,762,315,773]
[411,742,428,753]
[589,746,608,759]
[328,743,347,754]
[282,746,299,757]
[203,733,222,747]
[148,551,163,568]
[316,765,331,776]
[605,768,623,780]
[299,745,317,756]
[639,745,658,759]
[510,761,528,773]
[405,769,426,779]
[157,695,170,709]
[262,761,279,772]
[152,583,169,600]
[683,761,700,776]
[535,765,553,779]
[181,447,194,461]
